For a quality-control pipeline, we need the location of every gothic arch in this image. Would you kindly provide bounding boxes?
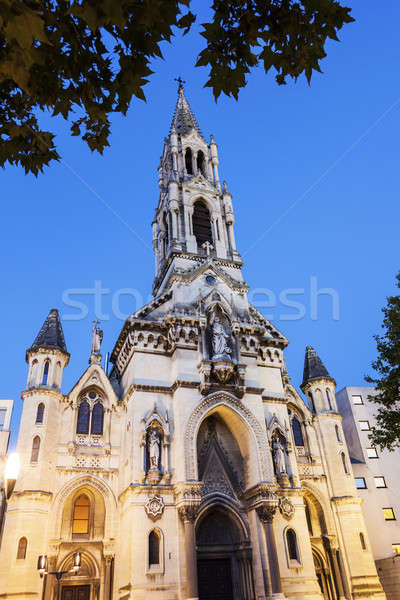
[302,481,335,534]
[50,474,117,540]
[196,499,250,542]
[58,548,99,578]
[184,391,272,485]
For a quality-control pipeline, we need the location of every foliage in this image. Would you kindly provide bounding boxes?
[366,273,400,450]
[0,0,353,175]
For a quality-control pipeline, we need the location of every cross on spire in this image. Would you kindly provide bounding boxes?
[174,76,186,90]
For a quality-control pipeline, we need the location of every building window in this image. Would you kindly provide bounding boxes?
[42,361,49,385]
[374,476,387,488]
[30,436,40,463]
[355,477,367,489]
[185,147,193,174]
[360,532,366,550]
[292,417,304,446]
[149,530,160,566]
[359,420,370,431]
[366,447,378,459]
[91,402,104,435]
[286,529,299,561]
[341,452,349,474]
[72,494,90,535]
[352,395,363,405]
[77,400,90,434]
[383,508,396,521]
[326,389,333,410]
[16,537,27,560]
[196,150,205,176]
[392,543,400,556]
[0,409,6,430]
[192,200,213,247]
[305,503,313,536]
[36,403,45,424]
[335,424,342,442]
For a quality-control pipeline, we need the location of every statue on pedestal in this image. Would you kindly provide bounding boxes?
[211,316,231,358]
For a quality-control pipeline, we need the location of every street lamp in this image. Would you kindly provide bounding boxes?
[37,552,81,600]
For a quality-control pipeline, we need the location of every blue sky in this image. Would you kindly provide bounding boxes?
[2,0,400,448]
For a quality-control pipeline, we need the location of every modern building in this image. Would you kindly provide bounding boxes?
[0,86,387,600]
[336,386,400,599]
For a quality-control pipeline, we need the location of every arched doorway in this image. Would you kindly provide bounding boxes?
[196,508,253,600]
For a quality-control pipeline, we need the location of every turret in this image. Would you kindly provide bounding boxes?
[26,308,69,391]
[300,345,337,412]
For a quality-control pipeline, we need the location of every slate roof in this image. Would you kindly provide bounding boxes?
[302,345,331,386]
[170,85,203,137]
[28,308,68,353]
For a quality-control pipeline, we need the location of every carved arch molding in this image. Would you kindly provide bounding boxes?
[185,392,270,481]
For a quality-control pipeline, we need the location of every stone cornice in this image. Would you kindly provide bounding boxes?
[22,388,65,401]
[331,495,362,506]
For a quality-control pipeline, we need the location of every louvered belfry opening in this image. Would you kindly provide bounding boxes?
[185,147,193,174]
[193,201,213,248]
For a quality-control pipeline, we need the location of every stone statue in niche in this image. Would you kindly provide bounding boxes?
[211,315,232,358]
[148,428,161,470]
[272,438,287,476]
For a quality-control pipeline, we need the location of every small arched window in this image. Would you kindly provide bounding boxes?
[30,360,38,385]
[192,200,213,247]
[326,388,333,410]
[163,213,169,257]
[305,503,313,536]
[360,532,366,550]
[31,436,40,463]
[335,424,342,442]
[72,494,90,535]
[308,392,315,412]
[17,537,27,559]
[36,403,45,424]
[185,147,193,174]
[91,402,104,435]
[292,417,304,447]
[286,529,299,561]
[77,400,90,434]
[196,150,205,175]
[341,452,349,474]
[149,530,160,566]
[42,361,49,385]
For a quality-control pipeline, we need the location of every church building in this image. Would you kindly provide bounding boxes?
[0,85,387,600]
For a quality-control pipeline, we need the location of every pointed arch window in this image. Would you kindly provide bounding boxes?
[91,402,104,435]
[196,150,205,176]
[185,147,193,174]
[305,503,313,536]
[360,532,366,550]
[308,392,315,412]
[36,403,45,424]
[341,452,349,474]
[31,436,40,463]
[286,529,299,561]
[163,213,169,258]
[17,537,27,559]
[292,417,304,447]
[42,361,49,385]
[149,530,160,566]
[193,200,212,247]
[77,400,90,434]
[72,494,90,535]
[326,388,333,410]
[335,424,342,442]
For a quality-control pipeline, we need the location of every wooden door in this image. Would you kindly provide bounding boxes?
[61,585,90,600]
[197,558,233,600]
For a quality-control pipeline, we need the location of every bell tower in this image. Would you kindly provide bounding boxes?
[152,82,242,296]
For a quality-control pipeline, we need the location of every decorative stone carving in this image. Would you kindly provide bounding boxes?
[149,428,161,469]
[272,438,287,476]
[211,315,232,358]
[279,497,295,519]
[256,503,277,524]
[213,359,235,383]
[145,495,165,520]
[141,404,171,484]
[178,504,199,523]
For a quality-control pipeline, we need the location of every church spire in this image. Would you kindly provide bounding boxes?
[170,82,203,138]
[301,345,331,387]
[28,308,67,355]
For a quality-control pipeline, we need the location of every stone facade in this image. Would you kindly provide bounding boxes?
[0,86,387,600]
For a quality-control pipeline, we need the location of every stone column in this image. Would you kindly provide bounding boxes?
[323,538,346,600]
[257,504,285,599]
[43,556,57,600]
[178,505,199,600]
[103,555,114,600]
